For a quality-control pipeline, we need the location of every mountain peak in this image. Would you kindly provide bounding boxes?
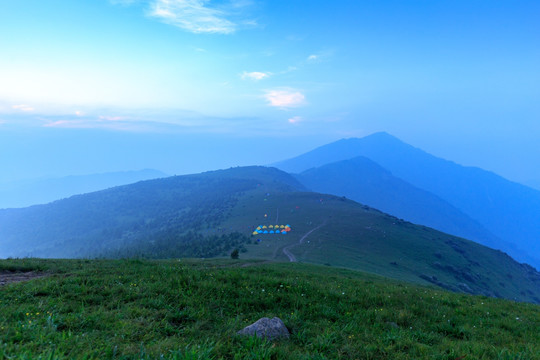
[274,132,540,269]
[272,132,413,174]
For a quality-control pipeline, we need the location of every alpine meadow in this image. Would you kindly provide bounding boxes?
[1,1,539,359]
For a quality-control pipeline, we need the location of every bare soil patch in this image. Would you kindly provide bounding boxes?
[0,271,49,286]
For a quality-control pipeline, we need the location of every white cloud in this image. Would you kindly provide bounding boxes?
[288,116,303,124]
[306,50,334,63]
[241,71,270,81]
[43,118,149,132]
[149,0,237,34]
[12,104,35,112]
[264,89,306,109]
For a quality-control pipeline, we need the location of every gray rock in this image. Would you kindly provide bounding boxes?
[237,317,290,341]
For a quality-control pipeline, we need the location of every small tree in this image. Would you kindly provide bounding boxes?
[230,248,239,259]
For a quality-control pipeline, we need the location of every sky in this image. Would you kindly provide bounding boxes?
[1,0,539,185]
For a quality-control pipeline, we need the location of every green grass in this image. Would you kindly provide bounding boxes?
[0,258,538,359]
[222,190,540,304]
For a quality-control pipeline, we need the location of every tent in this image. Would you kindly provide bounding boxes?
[252,231,259,235]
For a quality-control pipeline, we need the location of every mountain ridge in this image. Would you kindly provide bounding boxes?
[0,165,538,303]
[294,156,503,248]
[274,132,540,269]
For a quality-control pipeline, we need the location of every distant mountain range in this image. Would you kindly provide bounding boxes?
[0,169,167,209]
[523,179,540,191]
[294,156,501,248]
[274,132,540,269]
[0,166,538,303]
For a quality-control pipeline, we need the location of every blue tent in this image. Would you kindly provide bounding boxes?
[263,230,268,234]
[269,230,274,234]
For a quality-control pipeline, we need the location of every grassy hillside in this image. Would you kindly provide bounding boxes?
[218,188,540,304]
[0,258,538,360]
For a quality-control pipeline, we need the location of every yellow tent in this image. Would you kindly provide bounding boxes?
[269,225,274,229]
[280,225,285,229]
[262,225,267,229]
[252,231,259,235]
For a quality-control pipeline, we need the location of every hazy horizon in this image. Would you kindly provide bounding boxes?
[1,1,539,185]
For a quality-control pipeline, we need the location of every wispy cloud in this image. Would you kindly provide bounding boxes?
[109,0,140,5]
[306,50,334,63]
[264,89,306,109]
[288,116,303,124]
[43,113,146,131]
[241,71,270,81]
[148,0,238,34]
[12,104,35,112]
[99,115,127,121]
[43,117,168,132]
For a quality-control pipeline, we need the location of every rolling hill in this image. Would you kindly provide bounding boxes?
[0,166,538,303]
[274,132,540,269]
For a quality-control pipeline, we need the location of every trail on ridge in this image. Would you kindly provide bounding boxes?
[282,222,327,262]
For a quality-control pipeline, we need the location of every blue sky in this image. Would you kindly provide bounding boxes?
[1,1,539,184]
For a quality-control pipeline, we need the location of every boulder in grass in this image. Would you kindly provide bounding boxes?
[237,317,290,341]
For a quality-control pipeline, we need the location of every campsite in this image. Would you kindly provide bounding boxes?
[2,0,540,358]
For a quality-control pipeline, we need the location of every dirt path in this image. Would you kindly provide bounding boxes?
[282,222,326,262]
[0,271,49,286]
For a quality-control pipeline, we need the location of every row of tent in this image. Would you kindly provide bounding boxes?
[252,224,292,235]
